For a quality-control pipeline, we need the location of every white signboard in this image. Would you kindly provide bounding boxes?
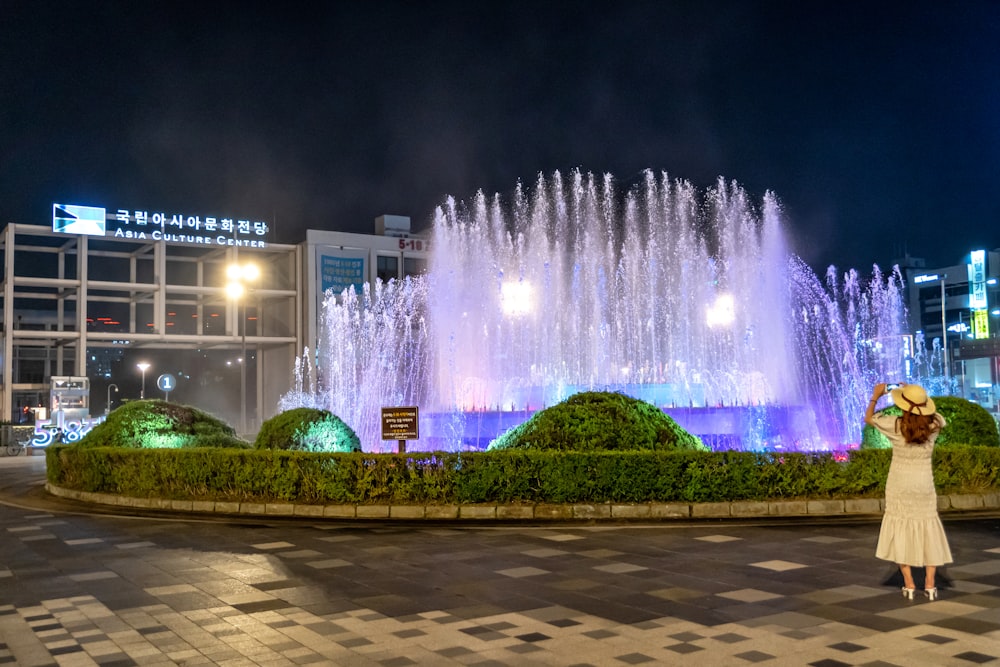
[53,203,269,249]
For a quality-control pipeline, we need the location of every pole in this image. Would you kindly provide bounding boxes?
[240,299,247,435]
[136,363,150,400]
[106,384,118,415]
[227,260,257,436]
[941,275,949,385]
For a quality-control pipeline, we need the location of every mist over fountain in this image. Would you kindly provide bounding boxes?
[282,170,908,452]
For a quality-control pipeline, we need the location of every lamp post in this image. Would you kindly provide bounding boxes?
[227,262,259,435]
[136,363,150,399]
[940,275,949,385]
[106,383,119,415]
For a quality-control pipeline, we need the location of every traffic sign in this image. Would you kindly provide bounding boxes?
[157,373,176,398]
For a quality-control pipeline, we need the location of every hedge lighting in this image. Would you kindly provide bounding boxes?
[500,280,535,317]
[706,294,735,328]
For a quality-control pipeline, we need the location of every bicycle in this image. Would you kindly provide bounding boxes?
[2,443,24,457]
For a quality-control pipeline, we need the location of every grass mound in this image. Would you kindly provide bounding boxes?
[488,391,707,451]
[255,407,362,452]
[77,400,249,449]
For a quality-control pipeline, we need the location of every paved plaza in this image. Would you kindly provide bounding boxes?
[1,455,999,666]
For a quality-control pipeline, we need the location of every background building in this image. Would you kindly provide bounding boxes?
[300,215,430,358]
[1,221,299,432]
[898,248,1000,412]
[1,212,429,435]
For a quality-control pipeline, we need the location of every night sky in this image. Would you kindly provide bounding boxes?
[2,1,998,274]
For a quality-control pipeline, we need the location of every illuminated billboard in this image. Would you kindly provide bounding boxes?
[969,250,987,309]
[968,250,989,339]
[52,204,107,236]
[320,253,366,296]
[52,202,269,248]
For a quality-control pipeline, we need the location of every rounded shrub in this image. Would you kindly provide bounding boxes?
[77,399,249,449]
[860,395,1000,449]
[488,391,707,451]
[933,396,1000,447]
[255,407,362,453]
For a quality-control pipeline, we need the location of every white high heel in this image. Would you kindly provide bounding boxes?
[925,587,938,601]
[901,587,916,600]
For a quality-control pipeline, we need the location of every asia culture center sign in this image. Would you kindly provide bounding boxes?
[52,203,269,248]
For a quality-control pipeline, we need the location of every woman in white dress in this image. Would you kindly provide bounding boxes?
[865,382,952,601]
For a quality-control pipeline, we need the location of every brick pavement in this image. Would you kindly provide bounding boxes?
[2,455,999,666]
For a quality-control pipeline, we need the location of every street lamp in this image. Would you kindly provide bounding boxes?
[939,275,949,385]
[136,363,150,399]
[106,383,119,415]
[227,262,259,434]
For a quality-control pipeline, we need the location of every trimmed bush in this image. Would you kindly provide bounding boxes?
[488,391,707,452]
[46,445,1000,505]
[77,399,249,449]
[933,396,1000,447]
[255,407,361,453]
[860,395,1000,449]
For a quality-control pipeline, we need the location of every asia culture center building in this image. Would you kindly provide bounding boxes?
[0,202,428,443]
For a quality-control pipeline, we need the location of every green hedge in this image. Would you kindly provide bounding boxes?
[861,396,1000,449]
[46,446,1000,505]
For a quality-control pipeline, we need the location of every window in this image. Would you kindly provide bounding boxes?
[403,257,427,277]
[377,255,399,283]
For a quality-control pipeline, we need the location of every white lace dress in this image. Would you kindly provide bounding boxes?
[872,413,953,566]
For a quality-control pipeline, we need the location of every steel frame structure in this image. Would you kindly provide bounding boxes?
[0,224,301,430]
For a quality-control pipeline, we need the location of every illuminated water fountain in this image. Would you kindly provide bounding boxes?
[282,170,908,451]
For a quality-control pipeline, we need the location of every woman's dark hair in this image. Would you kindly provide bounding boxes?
[896,411,940,444]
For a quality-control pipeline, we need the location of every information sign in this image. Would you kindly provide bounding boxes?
[381,406,419,453]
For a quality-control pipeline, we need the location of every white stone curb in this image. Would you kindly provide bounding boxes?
[44,483,1000,521]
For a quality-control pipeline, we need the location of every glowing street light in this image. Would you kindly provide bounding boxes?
[106,383,119,415]
[227,261,259,434]
[136,363,150,399]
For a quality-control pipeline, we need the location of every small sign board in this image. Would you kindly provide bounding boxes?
[157,374,176,392]
[157,373,176,400]
[381,406,419,440]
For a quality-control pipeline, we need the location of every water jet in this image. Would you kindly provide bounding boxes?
[283,170,908,451]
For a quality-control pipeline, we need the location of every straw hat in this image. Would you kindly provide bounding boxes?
[890,384,936,416]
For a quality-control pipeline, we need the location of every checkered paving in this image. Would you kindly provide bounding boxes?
[1,459,999,665]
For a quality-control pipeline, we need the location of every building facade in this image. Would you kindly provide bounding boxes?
[1,211,429,434]
[1,221,300,432]
[300,215,431,358]
[899,248,1000,412]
